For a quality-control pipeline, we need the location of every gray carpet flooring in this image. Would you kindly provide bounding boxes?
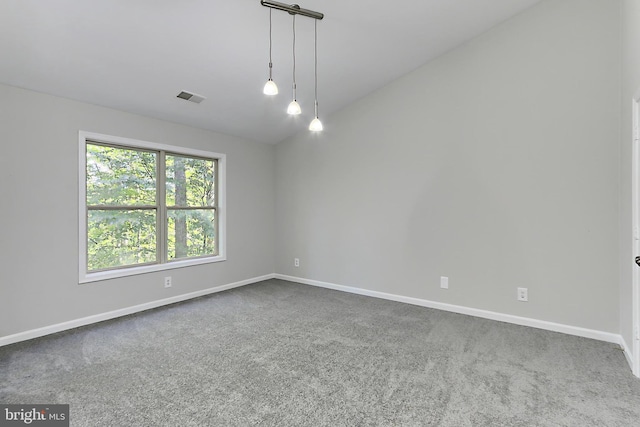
[1,279,639,426]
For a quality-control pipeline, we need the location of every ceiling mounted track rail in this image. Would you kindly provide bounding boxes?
[260,1,324,20]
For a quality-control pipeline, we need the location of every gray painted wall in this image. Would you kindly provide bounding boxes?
[0,84,276,338]
[275,0,621,333]
[620,0,640,351]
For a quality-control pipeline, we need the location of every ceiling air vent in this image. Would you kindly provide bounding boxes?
[176,91,206,104]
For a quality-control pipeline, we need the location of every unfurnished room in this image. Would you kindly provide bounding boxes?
[1,0,640,426]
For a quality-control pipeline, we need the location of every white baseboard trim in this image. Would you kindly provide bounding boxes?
[275,274,623,346]
[3,272,628,363]
[0,273,276,347]
[620,335,634,370]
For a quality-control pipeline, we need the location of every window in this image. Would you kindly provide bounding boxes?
[79,132,226,283]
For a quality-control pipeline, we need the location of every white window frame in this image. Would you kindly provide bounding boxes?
[78,131,226,283]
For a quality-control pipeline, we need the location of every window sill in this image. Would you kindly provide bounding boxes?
[79,255,226,284]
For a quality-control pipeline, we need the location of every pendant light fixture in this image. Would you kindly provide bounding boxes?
[260,1,324,127]
[286,13,301,115]
[309,19,323,131]
[263,8,278,95]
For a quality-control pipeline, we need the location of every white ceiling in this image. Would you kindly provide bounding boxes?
[0,0,541,144]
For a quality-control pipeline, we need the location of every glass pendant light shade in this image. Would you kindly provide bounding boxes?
[263,79,278,95]
[309,117,323,131]
[287,100,301,115]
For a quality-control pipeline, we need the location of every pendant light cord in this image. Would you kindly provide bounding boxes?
[314,19,318,117]
[292,15,297,100]
[268,9,273,79]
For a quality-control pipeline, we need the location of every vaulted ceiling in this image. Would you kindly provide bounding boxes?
[0,0,541,144]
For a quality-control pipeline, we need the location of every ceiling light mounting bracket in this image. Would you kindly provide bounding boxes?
[260,0,324,20]
[288,4,300,16]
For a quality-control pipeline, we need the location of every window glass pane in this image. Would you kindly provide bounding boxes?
[87,210,157,270]
[167,209,216,260]
[87,143,156,206]
[166,155,215,207]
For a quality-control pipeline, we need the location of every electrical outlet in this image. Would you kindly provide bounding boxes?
[517,287,528,302]
[294,258,300,267]
[440,276,449,289]
[164,276,172,288]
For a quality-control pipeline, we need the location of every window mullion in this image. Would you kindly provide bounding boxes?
[158,150,167,264]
